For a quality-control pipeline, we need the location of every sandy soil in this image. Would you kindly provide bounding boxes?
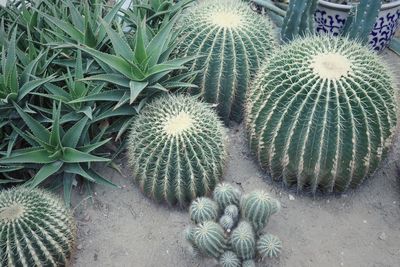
[73,49,400,267]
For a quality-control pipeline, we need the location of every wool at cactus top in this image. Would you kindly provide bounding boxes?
[128,94,226,205]
[175,0,275,124]
[246,35,397,193]
[0,187,76,267]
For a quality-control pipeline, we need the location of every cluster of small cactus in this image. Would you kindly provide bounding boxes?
[185,182,282,266]
[246,35,397,194]
[0,187,76,266]
[175,0,276,124]
[128,94,226,206]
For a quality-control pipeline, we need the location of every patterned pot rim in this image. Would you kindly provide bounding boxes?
[319,0,400,11]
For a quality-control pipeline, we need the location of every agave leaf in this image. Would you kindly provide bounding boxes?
[100,18,133,62]
[129,80,148,104]
[77,138,112,153]
[69,89,127,103]
[49,102,62,148]
[0,148,54,164]
[42,13,85,42]
[62,116,89,148]
[24,161,63,188]
[64,163,95,182]
[61,147,110,163]
[134,19,148,64]
[82,73,130,87]
[18,75,56,101]
[63,172,76,207]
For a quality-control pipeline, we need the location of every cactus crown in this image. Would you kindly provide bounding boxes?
[175,0,275,124]
[230,221,256,260]
[257,234,283,258]
[246,35,397,193]
[128,94,226,205]
[189,197,219,224]
[0,187,76,266]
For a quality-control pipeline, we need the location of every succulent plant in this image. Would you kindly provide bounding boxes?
[219,214,235,232]
[257,234,282,258]
[246,35,397,194]
[189,197,219,224]
[175,0,276,124]
[230,221,256,260]
[240,191,280,232]
[128,94,226,205]
[0,187,76,266]
[242,259,256,267]
[219,251,241,267]
[224,204,239,222]
[192,221,227,258]
[213,183,241,209]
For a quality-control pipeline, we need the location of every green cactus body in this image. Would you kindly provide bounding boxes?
[128,95,226,205]
[246,35,397,193]
[0,188,76,267]
[213,183,241,209]
[230,221,256,260]
[189,197,219,224]
[242,259,256,267]
[224,204,239,222]
[175,0,275,124]
[219,251,241,267]
[219,214,234,232]
[240,191,279,232]
[193,221,227,258]
[257,234,282,258]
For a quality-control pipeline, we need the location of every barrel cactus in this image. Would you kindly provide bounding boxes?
[192,221,227,258]
[128,94,226,205]
[230,221,256,260]
[0,187,76,266]
[219,251,241,267]
[213,183,241,209]
[189,197,219,224]
[241,191,280,232]
[219,214,235,232]
[257,234,282,259]
[246,35,397,193]
[224,204,239,222]
[242,260,256,267]
[175,0,276,124]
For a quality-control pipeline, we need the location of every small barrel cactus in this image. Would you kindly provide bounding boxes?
[192,221,227,258]
[246,35,397,193]
[224,204,239,222]
[240,191,280,232]
[219,214,234,232]
[230,221,256,260]
[128,94,226,205]
[175,0,275,124]
[219,251,241,267]
[189,197,219,224]
[0,187,76,266]
[257,234,282,258]
[242,260,256,267]
[213,183,241,209]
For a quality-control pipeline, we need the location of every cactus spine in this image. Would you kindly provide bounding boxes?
[257,234,282,258]
[0,187,76,267]
[175,0,275,124]
[246,35,397,194]
[128,94,226,205]
[219,251,241,267]
[240,191,280,232]
[213,183,241,209]
[230,221,256,260]
[192,221,227,258]
[190,197,219,224]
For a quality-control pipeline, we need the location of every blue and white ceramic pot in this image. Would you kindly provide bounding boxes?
[314,0,400,52]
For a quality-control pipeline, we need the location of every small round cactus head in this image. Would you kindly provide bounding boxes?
[184,226,194,244]
[189,197,219,224]
[219,214,234,232]
[224,204,239,222]
[213,183,241,209]
[242,259,256,267]
[257,234,282,258]
[219,251,241,267]
[240,191,279,232]
[193,221,227,258]
[230,221,256,260]
[0,187,76,266]
[128,94,226,206]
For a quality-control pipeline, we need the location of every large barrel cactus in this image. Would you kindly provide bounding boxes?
[128,94,226,205]
[0,187,76,266]
[246,35,397,193]
[175,0,275,124]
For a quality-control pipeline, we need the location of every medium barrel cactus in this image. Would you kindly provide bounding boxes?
[230,221,256,260]
[240,191,280,232]
[0,187,76,266]
[257,234,282,258]
[175,0,275,124]
[219,251,241,267]
[246,35,397,193]
[213,183,241,209]
[192,221,227,258]
[128,94,226,205]
[189,197,219,224]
